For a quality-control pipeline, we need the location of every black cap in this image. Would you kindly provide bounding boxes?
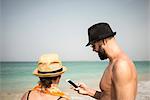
[86,23,116,46]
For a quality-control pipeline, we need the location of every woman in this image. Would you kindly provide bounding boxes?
[21,53,70,100]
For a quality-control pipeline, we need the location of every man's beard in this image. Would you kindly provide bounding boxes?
[98,48,108,60]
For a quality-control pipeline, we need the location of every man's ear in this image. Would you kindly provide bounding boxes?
[102,39,107,45]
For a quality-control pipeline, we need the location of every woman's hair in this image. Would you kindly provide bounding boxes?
[39,75,61,88]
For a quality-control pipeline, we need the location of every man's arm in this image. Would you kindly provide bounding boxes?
[112,60,134,100]
[76,83,103,99]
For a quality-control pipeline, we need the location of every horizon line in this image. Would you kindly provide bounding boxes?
[0,60,150,63]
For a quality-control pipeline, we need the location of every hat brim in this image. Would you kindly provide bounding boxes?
[33,66,67,77]
[86,32,116,46]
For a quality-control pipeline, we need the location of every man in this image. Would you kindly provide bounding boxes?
[75,23,137,100]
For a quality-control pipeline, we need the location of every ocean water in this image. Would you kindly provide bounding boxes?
[0,61,150,93]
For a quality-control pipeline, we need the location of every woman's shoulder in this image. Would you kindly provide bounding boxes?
[58,97,71,100]
[21,90,63,100]
[21,90,32,100]
[58,97,68,100]
[21,90,70,100]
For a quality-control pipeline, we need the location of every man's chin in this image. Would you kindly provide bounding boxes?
[98,53,108,60]
[99,57,107,60]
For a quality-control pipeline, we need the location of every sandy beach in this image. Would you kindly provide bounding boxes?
[1,81,150,100]
[136,81,150,100]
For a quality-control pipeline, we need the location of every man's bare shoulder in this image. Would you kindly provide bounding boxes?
[112,58,132,84]
[114,58,131,70]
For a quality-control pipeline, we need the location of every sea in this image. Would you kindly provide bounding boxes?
[0,61,150,99]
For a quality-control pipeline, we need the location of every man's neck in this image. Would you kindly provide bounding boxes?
[106,40,122,62]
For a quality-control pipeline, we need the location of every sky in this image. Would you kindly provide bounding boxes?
[1,0,150,61]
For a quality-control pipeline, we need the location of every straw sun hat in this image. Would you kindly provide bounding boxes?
[33,53,67,77]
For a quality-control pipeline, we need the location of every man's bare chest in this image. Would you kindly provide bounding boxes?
[100,65,113,91]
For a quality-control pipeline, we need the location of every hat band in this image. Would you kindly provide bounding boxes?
[38,68,63,74]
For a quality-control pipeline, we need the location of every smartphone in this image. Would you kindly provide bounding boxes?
[66,79,78,88]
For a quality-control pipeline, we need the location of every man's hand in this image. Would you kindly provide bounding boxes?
[72,82,96,97]
[71,82,102,99]
[75,83,90,95]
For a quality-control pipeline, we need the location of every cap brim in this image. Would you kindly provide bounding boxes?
[33,66,67,77]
